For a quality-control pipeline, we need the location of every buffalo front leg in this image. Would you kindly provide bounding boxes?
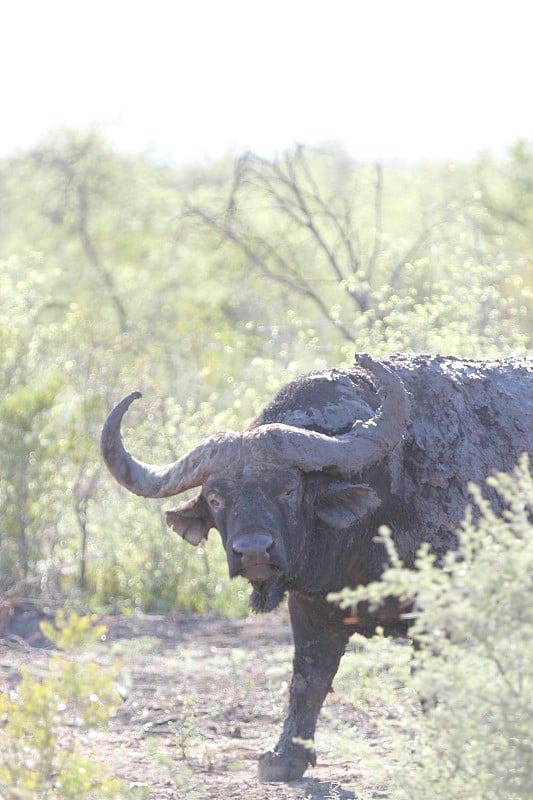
[258,591,349,782]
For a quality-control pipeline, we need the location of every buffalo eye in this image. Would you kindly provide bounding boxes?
[279,486,297,500]
[207,491,225,512]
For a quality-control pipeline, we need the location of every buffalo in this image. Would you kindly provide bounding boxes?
[101,353,532,782]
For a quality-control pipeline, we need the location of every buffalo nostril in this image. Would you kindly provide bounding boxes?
[232,533,274,555]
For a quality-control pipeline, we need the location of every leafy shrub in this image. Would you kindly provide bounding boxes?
[1,133,532,613]
[333,454,533,800]
[0,611,123,799]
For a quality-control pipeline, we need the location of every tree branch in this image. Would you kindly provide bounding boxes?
[184,205,356,342]
[76,185,129,333]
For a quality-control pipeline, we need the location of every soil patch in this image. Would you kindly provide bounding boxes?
[0,609,389,799]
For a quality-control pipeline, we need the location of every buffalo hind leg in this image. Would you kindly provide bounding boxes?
[258,591,349,782]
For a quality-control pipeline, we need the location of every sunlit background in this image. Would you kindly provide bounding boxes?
[1,6,532,796]
[3,0,531,163]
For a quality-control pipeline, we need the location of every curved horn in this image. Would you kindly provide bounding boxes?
[100,391,242,498]
[239,355,410,476]
[101,356,409,497]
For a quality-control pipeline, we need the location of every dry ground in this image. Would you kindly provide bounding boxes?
[0,609,397,799]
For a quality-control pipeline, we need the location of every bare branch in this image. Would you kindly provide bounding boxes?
[368,163,383,275]
[76,185,128,333]
[244,150,372,315]
[184,205,356,342]
[389,212,455,290]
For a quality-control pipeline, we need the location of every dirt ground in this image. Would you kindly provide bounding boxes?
[0,608,393,800]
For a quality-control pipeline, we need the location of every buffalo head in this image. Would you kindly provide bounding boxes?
[100,355,409,609]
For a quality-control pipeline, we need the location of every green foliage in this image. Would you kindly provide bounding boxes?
[174,695,200,759]
[0,128,531,613]
[0,611,123,798]
[332,455,533,799]
[39,608,109,651]
[183,147,532,358]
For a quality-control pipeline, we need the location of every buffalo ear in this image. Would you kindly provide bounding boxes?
[165,493,212,546]
[316,481,381,529]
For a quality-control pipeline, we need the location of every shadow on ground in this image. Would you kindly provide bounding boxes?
[298,778,366,799]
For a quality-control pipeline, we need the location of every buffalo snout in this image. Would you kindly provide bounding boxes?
[231,533,277,582]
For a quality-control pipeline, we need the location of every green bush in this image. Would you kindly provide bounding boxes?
[0,611,123,799]
[1,132,532,612]
[332,454,533,800]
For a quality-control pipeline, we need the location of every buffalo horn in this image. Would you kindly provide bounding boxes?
[239,354,410,476]
[100,391,242,498]
[101,356,409,497]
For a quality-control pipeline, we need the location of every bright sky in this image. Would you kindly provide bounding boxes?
[2,0,532,164]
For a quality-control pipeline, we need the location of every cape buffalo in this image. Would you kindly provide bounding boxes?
[101,353,533,782]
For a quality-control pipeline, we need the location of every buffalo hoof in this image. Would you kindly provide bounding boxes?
[257,748,314,783]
